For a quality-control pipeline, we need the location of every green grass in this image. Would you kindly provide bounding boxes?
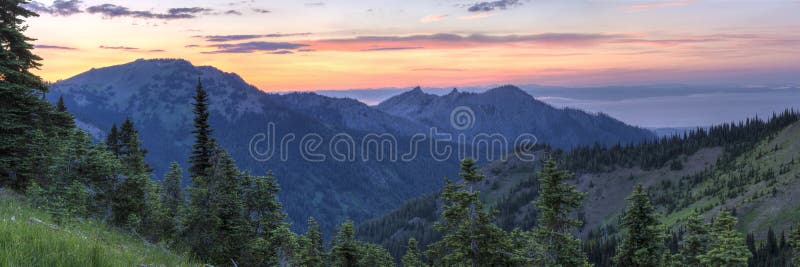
[0,189,197,267]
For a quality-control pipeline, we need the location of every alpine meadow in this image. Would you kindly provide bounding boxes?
[2,0,800,266]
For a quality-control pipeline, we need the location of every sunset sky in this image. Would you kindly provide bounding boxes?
[24,0,800,91]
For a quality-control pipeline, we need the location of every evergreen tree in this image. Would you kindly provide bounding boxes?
[531,159,590,266]
[206,147,251,264]
[183,79,217,260]
[0,0,52,190]
[269,222,300,267]
[189,79,214,180]
[699,210,750,267]
[614,184,663,267]
[25,180,45,208]
[680,211,710,265]
[53,95,75,130]
[299,217,326,267]
[426,158,514,266]
[332,220,360,267]
[106,124,120,156]
[65,179,88,218]
[161,162,183,240]
[359,243,394,267]
[402,238,425,267]
[118,117,150,175]
[112,173,148,228]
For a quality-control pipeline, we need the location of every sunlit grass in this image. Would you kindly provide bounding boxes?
[0,189,197,267]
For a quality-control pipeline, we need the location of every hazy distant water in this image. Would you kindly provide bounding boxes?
[539,91,800,128]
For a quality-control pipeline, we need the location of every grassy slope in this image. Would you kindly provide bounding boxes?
[358,121,800,256]
[0,190,196,267]
[662,121,800,235]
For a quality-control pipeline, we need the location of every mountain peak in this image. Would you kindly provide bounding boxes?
[484,85,527,97]
[446,88,459,96]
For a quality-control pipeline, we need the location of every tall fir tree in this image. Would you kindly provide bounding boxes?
[426,158,514,266]
[680,211,710,265]
[184,78,217,260]
[699,210,750,267]
[0,0,53,189]
[332,220,360,267]
[118,117,150,175]
[402,238,425,267]
[531,159,590,266]
[299,217,326,267]
[613,184,663,267]
[206,147,251,264]
[189,78,214,180]
[162,162,183,240]
[106,124,120,156]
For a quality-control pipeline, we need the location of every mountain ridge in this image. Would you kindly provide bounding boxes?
[47,58,657,232]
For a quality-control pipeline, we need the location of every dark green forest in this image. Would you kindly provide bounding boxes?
[2,0,800,266]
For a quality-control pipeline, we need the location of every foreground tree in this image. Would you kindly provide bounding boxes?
[183,79,217,259]
[298,217,326,267]
[699,210,750,267]
[426,158,514,266]
[0,0,53,189]
[161,162,183,240]
[332,220,360,267]
[402,238,425,267]
[531,159,590,266]
[614,184,663,267]
[679,212,710,265]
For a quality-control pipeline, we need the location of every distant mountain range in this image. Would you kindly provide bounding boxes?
[47,58,653,232]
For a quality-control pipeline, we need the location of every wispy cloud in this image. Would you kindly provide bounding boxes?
[23,0,82,16]
[86,4,212,20]
[305,2,325,7]
[307,33,626,51]
[467,0,523,12]
[225,10,242,15]
[252,8,271,14]
[149,49,166,52]
[362,47,424,51]
[300,32,755,52]
[420,15,448,23]
[196,33,313,42]
[34,44,77,50]
[203,41,309,54]
[625,0,697,12]
[99,45,138,50]
[269,50,295,55]
[459,13,495,20]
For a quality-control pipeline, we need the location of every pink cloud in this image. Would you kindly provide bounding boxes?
[625,0,698,12]
[420,14,447,23]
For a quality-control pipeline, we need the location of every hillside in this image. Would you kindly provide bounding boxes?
[0,189,196,266]
[356,112,800,262]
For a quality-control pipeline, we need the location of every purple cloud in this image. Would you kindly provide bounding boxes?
[86,4,211,19]
[35,44,77,50]
[269,50,295,55]
[467,0,523,12]
[252,8,271,14]
[197,33,313,42]
[23,0,82,16]
[203,41,309,54]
